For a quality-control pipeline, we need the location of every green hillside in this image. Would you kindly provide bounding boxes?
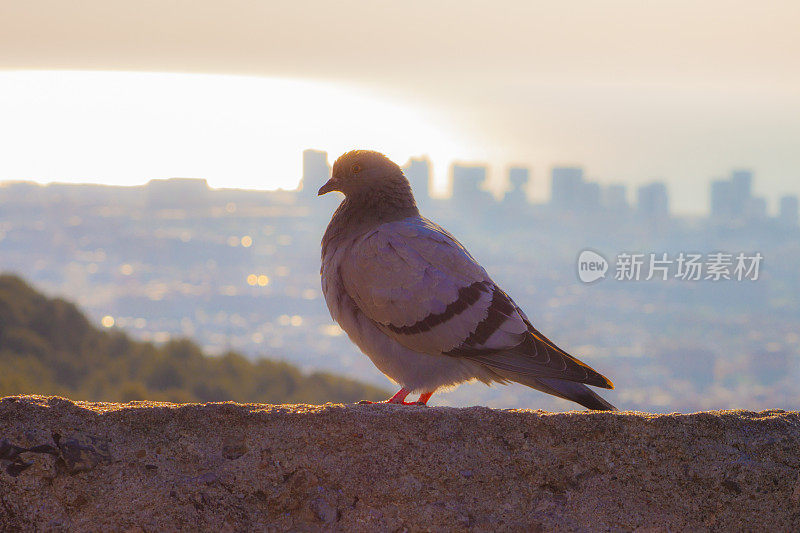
[0,274,387,403]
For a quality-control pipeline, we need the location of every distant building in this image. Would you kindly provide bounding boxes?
[710,179,732,219]
[778,195,799,228]
[637,182,669,220]
[710,169,761,223]
[146,178,210,208]
[503,166,530,210]
[451,163,492,208]
[508,167,530,191]
[299,149,331,197]
[603,184,629,211]
[550,167,584,209]
[402,156,432,204]
[730,170,753,217]
[550,167,605,212]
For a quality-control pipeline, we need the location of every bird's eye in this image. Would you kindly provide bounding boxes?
[351,163,361,174]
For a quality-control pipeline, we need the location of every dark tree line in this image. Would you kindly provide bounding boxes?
[0,274,386,404]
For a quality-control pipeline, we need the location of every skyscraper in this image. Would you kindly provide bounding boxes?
[730,170,753,218]
[710,179,732,219]
[711,169,759,222]
[550,167,583,209]
[451,163,492,208]
[637,182,670,221]
[299,149,331,198]
[508,167,530,192]
[503,166,530,210]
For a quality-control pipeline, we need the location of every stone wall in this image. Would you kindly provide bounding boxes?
[1,395,798,531]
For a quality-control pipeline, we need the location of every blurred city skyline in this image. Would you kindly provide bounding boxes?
[1,68,798,216]
[300,149,800,221]
[2,3,800,214]
[3,143,799,220]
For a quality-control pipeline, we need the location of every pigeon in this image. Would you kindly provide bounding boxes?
[319,150,616,410]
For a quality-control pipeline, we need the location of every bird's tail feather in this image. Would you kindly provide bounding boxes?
[494,370,617,411]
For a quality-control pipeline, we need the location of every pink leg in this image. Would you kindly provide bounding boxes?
[359,388,432,406]
[385,388,412,404]
[416,392,434,405]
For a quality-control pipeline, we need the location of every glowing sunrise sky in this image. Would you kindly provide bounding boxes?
[1,1,799,212]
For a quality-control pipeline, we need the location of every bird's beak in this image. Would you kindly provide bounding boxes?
[317,177,339,196]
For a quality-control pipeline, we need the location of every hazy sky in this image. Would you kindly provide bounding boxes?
[2,1,799,213]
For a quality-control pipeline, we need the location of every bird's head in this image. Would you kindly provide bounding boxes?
[318,150,407,198]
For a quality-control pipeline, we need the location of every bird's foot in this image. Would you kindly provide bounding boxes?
[416,391,433,405]
[357,388,433,406]
[357,399,425,406]
[388,399,428,406]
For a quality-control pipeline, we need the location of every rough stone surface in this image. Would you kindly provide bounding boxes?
[1,395,798,531]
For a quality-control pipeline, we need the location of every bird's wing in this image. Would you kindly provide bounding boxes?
[340,217,501,353]
[340,217,613,388]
